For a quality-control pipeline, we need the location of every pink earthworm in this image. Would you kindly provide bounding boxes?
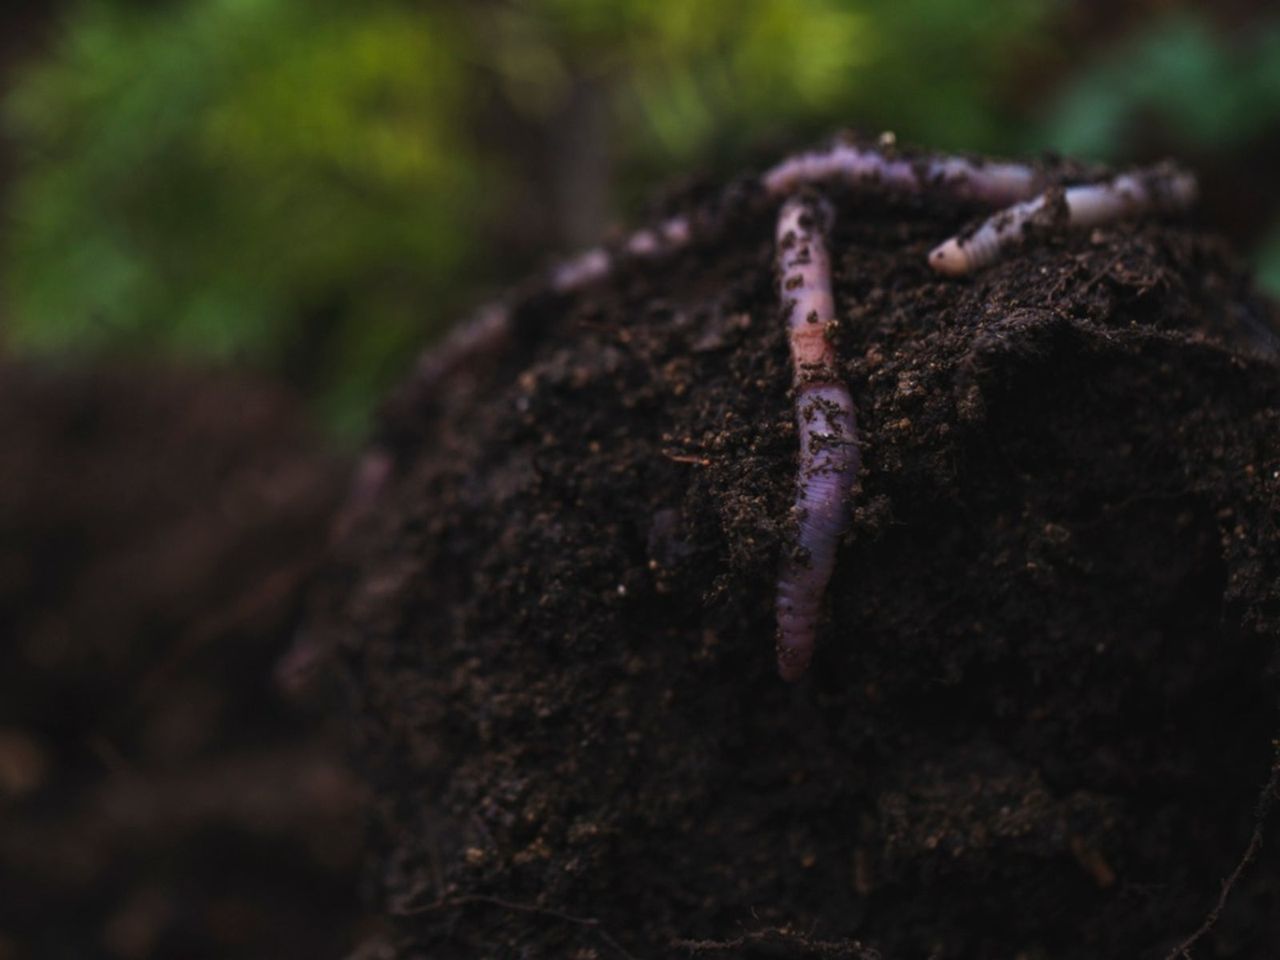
[341,305,513,531]
[624,216,692,258]
[548,140,1040,296]
[412,301,512,390]
[551,246,612,292]
[928,164,1198,276]
[552,216,692,293]
[774,194,860,682]
[763,140,1039,206]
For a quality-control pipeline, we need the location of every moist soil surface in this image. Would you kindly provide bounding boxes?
[330,145,1280,959]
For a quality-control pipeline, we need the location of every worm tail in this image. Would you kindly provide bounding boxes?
[774,196,860,681]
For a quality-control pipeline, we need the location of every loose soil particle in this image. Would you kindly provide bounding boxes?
[330,151,1280,959]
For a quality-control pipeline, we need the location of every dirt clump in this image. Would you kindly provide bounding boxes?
[328,148,1280,959]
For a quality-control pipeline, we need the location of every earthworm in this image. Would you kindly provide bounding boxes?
[928,164,1198,276]
[774,194,860,681]
[548,141,1041,295]
[411,301,511,392]
[624,215,691,258]
[341,447,394,524]
[551,246,612,292]
[551,217,691,294]
[347,303,513,537]
[763,140,1039,205]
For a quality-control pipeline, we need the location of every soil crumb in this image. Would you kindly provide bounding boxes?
[326,143,1280,959]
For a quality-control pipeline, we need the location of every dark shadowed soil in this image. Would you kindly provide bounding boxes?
[325,147,1280,960]
[0,363,368,959]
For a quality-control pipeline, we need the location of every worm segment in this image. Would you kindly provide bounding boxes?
[774,195,861,681]
[928,166,1198,276]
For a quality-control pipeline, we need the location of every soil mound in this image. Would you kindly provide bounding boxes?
[330,147,1280,959]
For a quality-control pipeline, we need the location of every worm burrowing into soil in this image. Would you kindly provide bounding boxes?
[774,194,860,681]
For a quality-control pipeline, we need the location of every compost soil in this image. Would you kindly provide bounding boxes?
[331,147,1280,959]
[0,362,366,959]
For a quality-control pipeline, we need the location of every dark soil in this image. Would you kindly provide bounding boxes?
[0,362,367,959]
[328,147,1280,959]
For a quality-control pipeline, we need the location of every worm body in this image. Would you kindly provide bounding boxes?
[928,166,1198,276]
[551,247,612,292]
[923,155,1039,205]
[763,141,1038,206]
[774,196,860,681]
[551,142,1045,296]
[765,143,920,196]
[549,143,1044,296]
[413,302,511,391]
[551,218,691,294]
[625,216,692,258]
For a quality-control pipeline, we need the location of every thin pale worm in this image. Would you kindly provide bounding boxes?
[327,445,396,548]
[928,165,1198,276]
[551,218,690,293]
[412,302,511,392]
[388,301,512,457]
[763,141,1039,206]
[551,246,612,292]
[549,141,1042,295]
[625,216,692,258]
[774,195,860,681]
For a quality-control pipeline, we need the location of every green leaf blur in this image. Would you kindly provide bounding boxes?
[5,0,1277,435]
[1037,10,1280,297]
[5,0,484,435]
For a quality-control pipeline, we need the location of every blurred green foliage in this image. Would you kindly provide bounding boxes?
[5,0,486,434]
[1040,13,1280,158]
[2,0,1054,435]
[1037,10,1280,295]
[495,0,1050,170]
[3,0,1278,436]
